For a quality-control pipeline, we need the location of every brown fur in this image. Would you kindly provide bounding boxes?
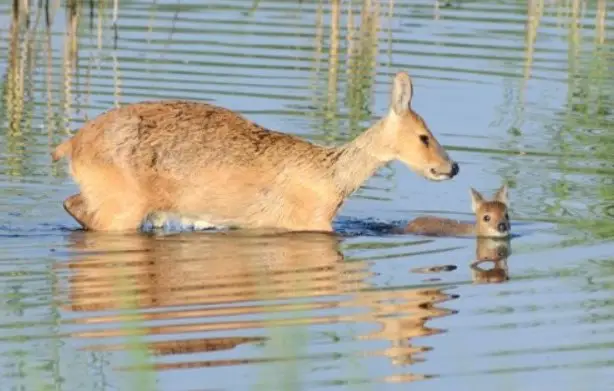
[403,184,510,238]
[52,71,458,232]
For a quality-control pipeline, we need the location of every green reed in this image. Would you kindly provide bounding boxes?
[306,0,390,146]
[487,0,613,247]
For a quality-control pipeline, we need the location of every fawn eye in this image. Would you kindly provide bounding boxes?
[419,135,429,146]
[483,215,491,222]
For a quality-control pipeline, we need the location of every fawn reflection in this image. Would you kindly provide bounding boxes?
[410,238,511,284]
[471,238,511,284]
[57,230,456,380]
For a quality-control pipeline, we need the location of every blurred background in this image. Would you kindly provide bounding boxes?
[0,0,613,390]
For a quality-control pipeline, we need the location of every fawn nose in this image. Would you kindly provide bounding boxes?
[497,222,508,233]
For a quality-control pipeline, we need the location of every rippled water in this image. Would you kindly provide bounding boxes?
[1,0,614,389]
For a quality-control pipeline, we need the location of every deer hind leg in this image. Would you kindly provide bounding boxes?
[63,193,95,229]
[69,165,151,232]
[63,192,148,232]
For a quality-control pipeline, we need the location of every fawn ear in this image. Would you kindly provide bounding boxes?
[470,188,485,213]
[494,184,509,206]
[391,71,414,115]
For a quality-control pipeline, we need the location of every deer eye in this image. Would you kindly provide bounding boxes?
[483,215,491,222]
[419,135,429,147]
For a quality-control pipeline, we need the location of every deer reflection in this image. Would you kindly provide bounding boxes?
[471,238,511,284]
[58,230,367,364]
[57,230,456,380]
[356,285,455,372]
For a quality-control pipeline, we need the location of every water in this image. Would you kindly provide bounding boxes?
[1,0,614,389]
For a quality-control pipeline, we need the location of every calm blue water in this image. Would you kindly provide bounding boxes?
[1,0,614,390]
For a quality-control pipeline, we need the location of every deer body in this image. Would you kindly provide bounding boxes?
[52,72,459,232]
[61,101,352,231]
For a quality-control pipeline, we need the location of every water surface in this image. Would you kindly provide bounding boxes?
[1,0,614,390]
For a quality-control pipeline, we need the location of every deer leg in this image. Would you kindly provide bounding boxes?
[63,193,95,230]
[64,191,148,232]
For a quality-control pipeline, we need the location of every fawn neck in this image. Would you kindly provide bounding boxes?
[331,118,393,198]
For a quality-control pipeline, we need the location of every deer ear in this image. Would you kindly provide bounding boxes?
[390,71,413,115]
[470,188,484,213]
[494,184,509,206]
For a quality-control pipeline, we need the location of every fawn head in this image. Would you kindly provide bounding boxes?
[385,71,459,181]
[470,184,511,238]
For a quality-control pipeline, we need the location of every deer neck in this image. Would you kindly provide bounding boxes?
[330,118,395,198]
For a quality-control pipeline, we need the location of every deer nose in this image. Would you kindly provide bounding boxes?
[497,222,508,233]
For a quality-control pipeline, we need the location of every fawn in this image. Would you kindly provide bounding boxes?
[51,71,458,232]
[403,185,510,238]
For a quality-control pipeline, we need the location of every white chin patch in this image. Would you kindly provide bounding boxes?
[427,173,451,181]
